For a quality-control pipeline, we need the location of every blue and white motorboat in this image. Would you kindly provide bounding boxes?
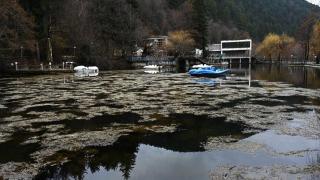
[188,66,229,77]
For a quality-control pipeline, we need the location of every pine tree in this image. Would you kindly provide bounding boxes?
[191,0,208,57]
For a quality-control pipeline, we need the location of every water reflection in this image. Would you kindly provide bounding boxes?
[36,133,320,180]
[35,111,320,179]
[35,113,255,179]
[251,64,320,89]
[193,78,217,86]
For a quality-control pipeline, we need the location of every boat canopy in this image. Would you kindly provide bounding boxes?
[192,64,212,69]
[74,66,87,71]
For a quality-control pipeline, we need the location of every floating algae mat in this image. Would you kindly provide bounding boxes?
[0,65,320,179]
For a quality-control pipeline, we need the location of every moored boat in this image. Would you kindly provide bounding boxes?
[188,66,229,78]
[143,65,162,70]
[74,66,99,77]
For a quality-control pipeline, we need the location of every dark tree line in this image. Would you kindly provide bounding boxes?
[1,0,319,69]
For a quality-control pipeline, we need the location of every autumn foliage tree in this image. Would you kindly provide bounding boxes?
[167,30,195,56]
[256,33,295,61]
[310,21,320,63]
[256,34,280,60]
[278,34,295,60]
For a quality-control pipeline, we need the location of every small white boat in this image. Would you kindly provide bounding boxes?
[144,70,161,74]
[221,62,229,65]
[74,66,99,77]
[143,65,162,70]
[192,64,212,69]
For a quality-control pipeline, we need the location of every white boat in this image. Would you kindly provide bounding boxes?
[192,64,212,69]
[74,66,99,77]
[144,70,161,74]
[143,65,162,70]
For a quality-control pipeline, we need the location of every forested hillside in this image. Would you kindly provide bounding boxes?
[1,0,319,67]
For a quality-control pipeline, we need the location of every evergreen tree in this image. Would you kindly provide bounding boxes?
[191,0,208,57]
[91,0,137,57]
[167,0,186,9]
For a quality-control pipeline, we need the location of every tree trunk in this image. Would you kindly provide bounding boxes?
[304,43,308,61]
[305,41,310,61]
[269,54,272,61]
[36,42,41,62]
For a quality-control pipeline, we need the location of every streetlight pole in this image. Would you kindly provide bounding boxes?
[73,46,77,57]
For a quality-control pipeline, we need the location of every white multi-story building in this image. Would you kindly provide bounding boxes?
[207,39,252,63]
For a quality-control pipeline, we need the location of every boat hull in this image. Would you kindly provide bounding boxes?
[190,73,226,78]
[189,69,229,78]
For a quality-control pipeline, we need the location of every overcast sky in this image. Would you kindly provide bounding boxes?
[307,0,320,5]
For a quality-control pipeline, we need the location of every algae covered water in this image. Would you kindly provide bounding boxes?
[0,64,319,179]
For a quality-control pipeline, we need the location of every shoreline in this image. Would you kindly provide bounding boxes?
[253,61,320,68]
[0,69,74,77]
[1,63,320,77]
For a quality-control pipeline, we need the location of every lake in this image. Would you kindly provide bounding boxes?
[0,64,319,179]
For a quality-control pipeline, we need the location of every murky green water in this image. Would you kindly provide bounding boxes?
[0,64,320,179]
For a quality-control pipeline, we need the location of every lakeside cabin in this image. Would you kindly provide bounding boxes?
[207,39,252,63]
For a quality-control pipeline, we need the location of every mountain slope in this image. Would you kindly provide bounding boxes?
[6,0,320,65]
[202,0,320,40]
[136,0,320,40]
